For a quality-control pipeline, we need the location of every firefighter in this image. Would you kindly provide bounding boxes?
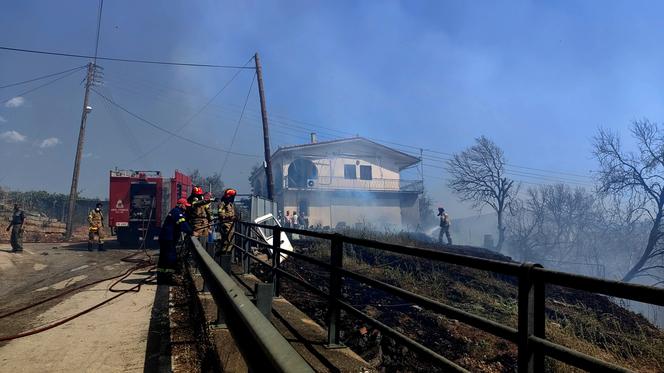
[187,186,213,239]
[438,207,452,245]
[216,188,237,255]
[88,203,105,251]
[157,198,192,285]
[5,204,25,253]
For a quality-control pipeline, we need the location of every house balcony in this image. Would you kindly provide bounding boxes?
[282,177,424,193]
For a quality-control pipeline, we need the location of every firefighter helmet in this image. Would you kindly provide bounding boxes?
[177,197,191,207]
[223,188,237,198]
[192,186,204,195]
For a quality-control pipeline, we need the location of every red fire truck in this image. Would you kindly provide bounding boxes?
[109,169,192,248]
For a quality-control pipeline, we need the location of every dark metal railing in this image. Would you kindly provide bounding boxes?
[187,236,314,373]
[232,221,664,373]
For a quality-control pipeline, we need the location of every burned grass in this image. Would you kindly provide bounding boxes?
[269,230,664,372]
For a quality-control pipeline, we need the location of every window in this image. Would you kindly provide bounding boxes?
[344,164,356,179]
[360,165,372,180]
[288,159,318,188]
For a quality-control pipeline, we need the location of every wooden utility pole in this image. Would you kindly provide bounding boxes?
[65,62,95,239]
[254,52,275,200]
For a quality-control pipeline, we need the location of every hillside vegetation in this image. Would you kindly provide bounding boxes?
[274,229,663,372]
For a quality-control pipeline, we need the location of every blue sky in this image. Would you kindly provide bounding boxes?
[1,1,663,217]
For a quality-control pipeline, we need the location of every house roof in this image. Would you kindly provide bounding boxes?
[272,137,421,170]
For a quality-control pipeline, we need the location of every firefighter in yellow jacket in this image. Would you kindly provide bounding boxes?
[217,188,237,255]
[187,186,212,238]
[88,203,105,251]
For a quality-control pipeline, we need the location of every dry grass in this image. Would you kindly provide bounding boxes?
[285,229,663,372]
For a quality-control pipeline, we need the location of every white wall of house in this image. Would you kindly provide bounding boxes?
[277,155,401,191]
[250,138,422,229]
[282,191,403,228]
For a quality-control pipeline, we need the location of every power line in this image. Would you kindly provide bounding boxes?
[128,56,255,163]
[247,112,597,180]
[419,150,594,180]
[100,77,338,143]
[419,154,594,184]
[254,120,596,186]
[93,0,104,62]
[98,85,145,160]
[253,113,597,180]
[422,162,590,185]
[93,74,597,186]
[221,73,256,177]
[422,163,593,188]
[1,67,84,104]
[0,45,254,69]
[83,69,596,181]
[0,65,87,89]
[91,88,260,158]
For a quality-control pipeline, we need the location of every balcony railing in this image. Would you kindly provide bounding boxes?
[283,177,423,193]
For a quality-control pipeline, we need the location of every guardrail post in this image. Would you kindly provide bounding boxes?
[518,263,543,373]
[533,272,545,371]
[254,282,274,317]
[271,226,281,297]
[201,239,214,292]
[214,303,226,329]
[326,235,343,348]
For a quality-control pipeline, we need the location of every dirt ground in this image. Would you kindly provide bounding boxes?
[0,241,170,372]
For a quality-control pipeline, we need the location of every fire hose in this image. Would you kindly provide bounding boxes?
[0,199,188,341]
[0,251,155,342]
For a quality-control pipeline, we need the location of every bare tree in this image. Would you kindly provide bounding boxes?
[596,194,649,278]
[593,119,664,283]
[506,194,542,261]
[447,136,517,252]
[507,184,608,275]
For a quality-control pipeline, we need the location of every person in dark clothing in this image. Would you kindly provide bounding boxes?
[6,204,25,252]
[157,198,193,284]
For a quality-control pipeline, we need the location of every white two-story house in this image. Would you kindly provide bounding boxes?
[250,136,423,229]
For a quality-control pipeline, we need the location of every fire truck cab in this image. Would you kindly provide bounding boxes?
[109,169,192,248]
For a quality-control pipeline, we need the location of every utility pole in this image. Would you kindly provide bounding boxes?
[65,62,95,239]
[254,52,275,200]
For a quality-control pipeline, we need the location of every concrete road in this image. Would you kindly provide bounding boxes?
[0,241,162,372]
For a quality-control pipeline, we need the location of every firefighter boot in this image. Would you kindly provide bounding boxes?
[98,243,106,252]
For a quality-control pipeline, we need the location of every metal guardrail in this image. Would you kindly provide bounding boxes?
[232,221,664,373]
[187,236,314,373]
